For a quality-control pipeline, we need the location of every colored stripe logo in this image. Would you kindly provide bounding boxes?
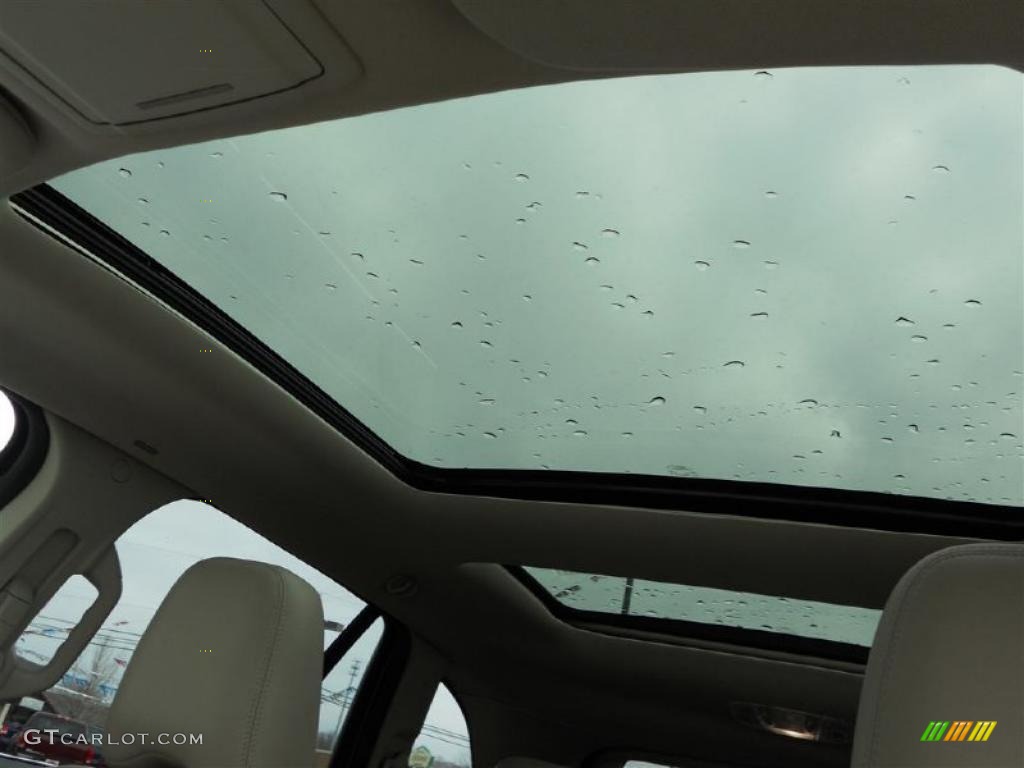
[921,721,996,742]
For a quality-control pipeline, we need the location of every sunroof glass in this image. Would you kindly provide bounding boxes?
[44,64,1023,506]
[522,567,882,647]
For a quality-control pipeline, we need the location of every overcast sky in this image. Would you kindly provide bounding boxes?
[54,63,1024,507]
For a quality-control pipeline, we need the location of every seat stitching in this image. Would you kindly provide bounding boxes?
[240,564,287,767]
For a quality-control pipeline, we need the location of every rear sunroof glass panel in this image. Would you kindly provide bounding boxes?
[523,566,882,647]
[46,64,1023,506]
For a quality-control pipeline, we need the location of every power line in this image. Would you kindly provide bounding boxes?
[420,724,471,746]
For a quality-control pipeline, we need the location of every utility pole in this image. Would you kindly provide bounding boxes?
[330,659,361,751]
[621,577,634,615]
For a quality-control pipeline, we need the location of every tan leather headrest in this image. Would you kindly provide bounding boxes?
[852,543,1024,767]
[105,557,324,768]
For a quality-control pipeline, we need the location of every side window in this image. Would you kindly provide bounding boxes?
[16,576,98,666]
[7,499,380,766]
[320,616,384,757]
[409,684,471,768]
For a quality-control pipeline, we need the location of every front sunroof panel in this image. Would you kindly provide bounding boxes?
[48,65,1023,505]
[523,567,882,647]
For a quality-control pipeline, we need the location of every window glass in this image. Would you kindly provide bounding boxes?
[15,499,376,766]
[320,616,384,756]
[409,684,471,768]
[46,64,1024,507]
[0,391,14,453]
[16,576,98,667]
[523,567,881,647]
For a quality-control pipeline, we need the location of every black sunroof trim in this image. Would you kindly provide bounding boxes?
[10,183,1024,542]
[508,566,871,664]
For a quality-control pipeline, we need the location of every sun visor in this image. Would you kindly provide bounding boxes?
[0,0,354,126]
[450,0,1024,73]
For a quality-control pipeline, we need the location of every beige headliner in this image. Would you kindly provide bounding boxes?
[0,2,1018,766]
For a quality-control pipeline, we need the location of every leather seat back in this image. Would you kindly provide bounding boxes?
[852,543,1024,767]
[101,556,324,768]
